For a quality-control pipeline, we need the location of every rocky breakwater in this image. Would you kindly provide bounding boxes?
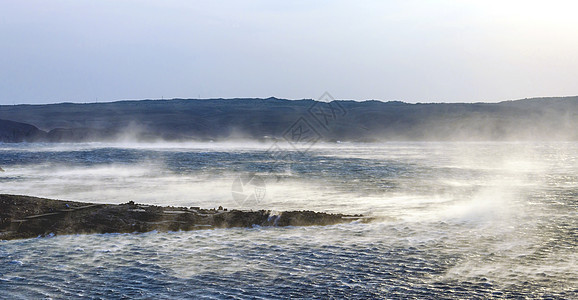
[0,194,371,240]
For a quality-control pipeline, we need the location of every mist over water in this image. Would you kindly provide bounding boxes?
[1,142,576,298]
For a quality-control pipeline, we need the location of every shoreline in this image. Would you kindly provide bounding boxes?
[0,194,370,241]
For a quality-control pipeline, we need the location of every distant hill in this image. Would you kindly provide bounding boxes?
[0,96,577,142]
[0,119,46,142]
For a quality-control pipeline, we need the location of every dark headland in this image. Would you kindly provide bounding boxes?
[1,96,577,142]
[0,194,369,241]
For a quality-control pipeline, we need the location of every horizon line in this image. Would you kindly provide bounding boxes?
[1,94,578,107]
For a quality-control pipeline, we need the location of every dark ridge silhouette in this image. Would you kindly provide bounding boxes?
[0,119,47,142]
[0,96,577,142]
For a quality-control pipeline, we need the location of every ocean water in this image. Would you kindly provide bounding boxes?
[0,142,576,299]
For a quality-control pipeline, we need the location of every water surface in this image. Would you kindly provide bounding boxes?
[1,142,576,298]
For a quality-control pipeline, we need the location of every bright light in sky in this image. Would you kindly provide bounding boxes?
[0,0,577,104]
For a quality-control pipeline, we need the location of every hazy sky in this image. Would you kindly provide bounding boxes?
[1,0,578,104]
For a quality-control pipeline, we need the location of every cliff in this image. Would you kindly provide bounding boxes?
[1,96,577,142]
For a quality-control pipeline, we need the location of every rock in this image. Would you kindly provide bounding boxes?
[0,194,372,240]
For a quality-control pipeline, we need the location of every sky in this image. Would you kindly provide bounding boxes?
[1,0,578,105]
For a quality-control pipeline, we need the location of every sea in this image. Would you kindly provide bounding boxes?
[0,142,576,299]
